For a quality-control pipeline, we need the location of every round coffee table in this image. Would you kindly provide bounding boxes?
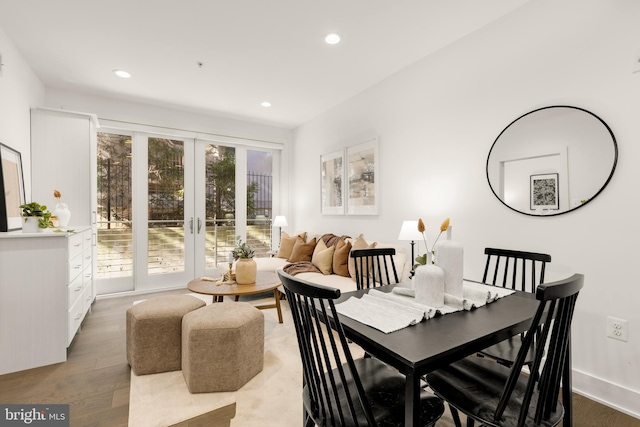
[187,271,283,323]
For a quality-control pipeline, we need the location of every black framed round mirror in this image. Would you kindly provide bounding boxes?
[486,105,617,216]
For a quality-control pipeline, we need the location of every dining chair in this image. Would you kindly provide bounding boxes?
[278,270,444,427]
[350,248,399,290]
[426,273,583,427]
[479,248,552,367]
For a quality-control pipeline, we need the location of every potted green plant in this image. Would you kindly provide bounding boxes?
[232,236,256,284]
[19,202,54,232]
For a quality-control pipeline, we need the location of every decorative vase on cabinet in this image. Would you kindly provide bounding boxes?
[53,203,71,228]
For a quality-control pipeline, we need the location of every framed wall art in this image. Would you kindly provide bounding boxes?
[346,138,378,215]
[530,173,559,211]
[0,143,26,231]
[320,150,344,215]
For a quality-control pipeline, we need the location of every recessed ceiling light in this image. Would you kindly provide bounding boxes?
[113,69,131,78]
[324,33,341,45]
[261,101,272,107]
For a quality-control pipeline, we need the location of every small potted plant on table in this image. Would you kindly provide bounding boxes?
[19,202,54,233]
[232,236,256,285]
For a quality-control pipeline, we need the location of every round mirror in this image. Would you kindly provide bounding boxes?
[486,105,617,216]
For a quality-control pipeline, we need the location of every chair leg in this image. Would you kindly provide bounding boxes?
[466,417,475,427]
[303,411,314,427]
[449,405,463,427]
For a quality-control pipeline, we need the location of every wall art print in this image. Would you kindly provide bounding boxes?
[347,138,378,215]
[320,150,344,215]
[530,173,559,211]
[0,143,26,232]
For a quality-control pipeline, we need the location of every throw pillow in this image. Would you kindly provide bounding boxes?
[288,237,317,262]
[347,234,377,279]
[312,239,335,275]
[276,232,307,259]
[332,238,352,277]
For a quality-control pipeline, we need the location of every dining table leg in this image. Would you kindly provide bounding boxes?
[404,371,420,427]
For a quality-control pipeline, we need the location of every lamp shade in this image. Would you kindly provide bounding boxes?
[397,220,422,241]
[273,216,288,227]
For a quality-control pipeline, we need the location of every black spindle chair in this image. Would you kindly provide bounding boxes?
[350,248,399,290]
[278,270,444,427]
[479,248,552,366]
[427,273,584,427]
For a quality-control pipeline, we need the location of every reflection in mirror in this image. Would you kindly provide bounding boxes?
[486,106,617,216]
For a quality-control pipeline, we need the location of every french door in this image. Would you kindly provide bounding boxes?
[96,130,275,295]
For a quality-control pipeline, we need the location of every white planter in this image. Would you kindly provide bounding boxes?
[22,217,40,233]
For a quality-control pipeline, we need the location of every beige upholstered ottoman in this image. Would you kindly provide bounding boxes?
[182,302,264,393]
[126,295,206,375]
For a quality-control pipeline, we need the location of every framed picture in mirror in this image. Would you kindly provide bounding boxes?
[530,173,559,211]
[0,143,26,232]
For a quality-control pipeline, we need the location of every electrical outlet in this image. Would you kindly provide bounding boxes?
[606,316,629,342]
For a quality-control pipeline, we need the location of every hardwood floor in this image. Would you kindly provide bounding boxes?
[1,288,638,427]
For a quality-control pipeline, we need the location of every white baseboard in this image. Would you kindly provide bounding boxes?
[572,368,640,419]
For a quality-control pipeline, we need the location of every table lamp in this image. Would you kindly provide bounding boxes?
[397,220,422,278]
[273,215,288,248]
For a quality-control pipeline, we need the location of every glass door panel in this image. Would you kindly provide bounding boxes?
[96,131,134,294]
[147,137,186,275]
[247,149,273,257]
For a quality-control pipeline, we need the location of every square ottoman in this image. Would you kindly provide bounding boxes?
[126,295,206,375]
[182,302,264,393]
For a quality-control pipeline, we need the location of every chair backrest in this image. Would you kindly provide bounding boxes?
[482,248,552,293]
[350,248,399,290]
[278,270,377,427]
[494,273,583,426]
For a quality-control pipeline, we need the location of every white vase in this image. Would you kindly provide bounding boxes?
[53,203,71,227]
[22,217,40,233]
[434,226,464,299]
[414,252,445,307]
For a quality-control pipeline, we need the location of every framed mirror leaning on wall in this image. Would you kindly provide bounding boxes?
[486,105,618,216]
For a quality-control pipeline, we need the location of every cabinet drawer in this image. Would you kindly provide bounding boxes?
[83,247,92,270]
[82,230,93,251]
[68,233,84,260]
[68,253,83,282]
[67,274,83,309]
[82,266,92,287]
[67,297,83,346]
[82,283,93,313]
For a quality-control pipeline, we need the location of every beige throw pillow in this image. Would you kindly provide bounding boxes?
[276,232,307,259]
[288,237,317,262]
[332,238,352,277]
[347,234,377,280]
[312,239,335,275]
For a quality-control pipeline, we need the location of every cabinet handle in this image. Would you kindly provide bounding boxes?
[75,286,82,292]
[189,217,194,234]
[74,243,82,248]
[75,313,82,320]
[197,218,202,234]
[73,265,82,270]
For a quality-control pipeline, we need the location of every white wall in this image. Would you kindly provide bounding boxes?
[292,0,640,417]
[0,26,45,200]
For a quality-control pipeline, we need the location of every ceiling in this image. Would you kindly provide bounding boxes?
[0,0,528,129]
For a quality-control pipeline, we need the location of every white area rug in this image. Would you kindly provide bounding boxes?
[129,294,311,427]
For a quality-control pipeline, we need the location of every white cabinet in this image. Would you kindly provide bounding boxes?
[30,107,98,301]
[0,228,94,375]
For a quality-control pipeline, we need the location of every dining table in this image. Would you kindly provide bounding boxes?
[332,283,573,427]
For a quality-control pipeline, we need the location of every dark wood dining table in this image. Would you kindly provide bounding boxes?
[333,284,573,427]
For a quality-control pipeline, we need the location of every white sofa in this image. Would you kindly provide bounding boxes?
[255,232,412,293]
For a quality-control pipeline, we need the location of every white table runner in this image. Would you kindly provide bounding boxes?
[335,281,515,334]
